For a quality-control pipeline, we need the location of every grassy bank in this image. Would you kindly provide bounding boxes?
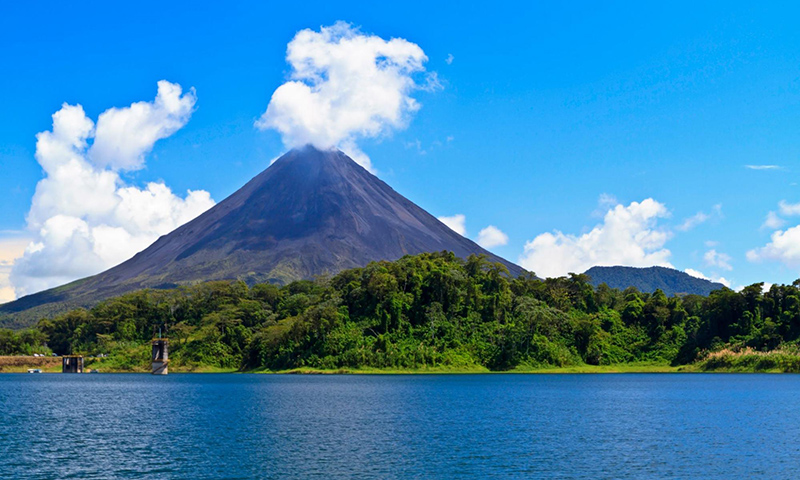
[0,356,62,373]
[260,365,492,374]
[510,362,691,373]
[697,347,800,373]
[84,356,239,373]
[2,356,683,374]
[9,348,800,374]
[8,357,800,373]
[251,361,697,374]
[0,356,238,373]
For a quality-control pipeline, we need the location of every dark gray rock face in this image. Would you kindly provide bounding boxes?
[1,146,523,327]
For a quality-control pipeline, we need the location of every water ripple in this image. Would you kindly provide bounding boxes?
[1,374,799,479]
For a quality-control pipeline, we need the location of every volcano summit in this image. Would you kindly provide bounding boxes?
[1,146,524,326]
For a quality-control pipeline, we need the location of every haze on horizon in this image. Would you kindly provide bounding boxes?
[2,1,800,302]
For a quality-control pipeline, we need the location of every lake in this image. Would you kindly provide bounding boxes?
[1,374,798,479]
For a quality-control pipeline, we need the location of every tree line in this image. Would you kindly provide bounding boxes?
[1,252,798,371]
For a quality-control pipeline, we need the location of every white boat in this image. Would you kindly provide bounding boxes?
[27,369,42,374]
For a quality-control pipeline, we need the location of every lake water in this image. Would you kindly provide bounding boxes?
[1,374,799,479]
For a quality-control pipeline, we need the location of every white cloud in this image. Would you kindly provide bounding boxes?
[677,212,709,231]
[477,225,508,249]
[684,268,706,280]
[404,139,426,155]
[598,193,617,207]
[758,201,800,232]
[684,268,708,280]
[519,198,673,278]
[676,204,721,231]
[703,249,732,271]
[745,165,782,170]
[438,214,466,236]
[10,81,215,299]
[762,211,787,230]
[256,22,435,173]
[89,81,196,171]
[592,193,618,217]
[747,225,800,268]
[445,53,454,65]
[778,200,800,216]
[436,215,508,249]
[0,238,30,304]
[684,268,731,288]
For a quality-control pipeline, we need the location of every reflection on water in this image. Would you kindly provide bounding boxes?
[1,374,799,479]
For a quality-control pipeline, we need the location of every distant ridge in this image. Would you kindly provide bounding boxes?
[583,265,725,296]
[1,146,524,328]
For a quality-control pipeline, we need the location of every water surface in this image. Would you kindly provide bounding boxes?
[1,374,798,479]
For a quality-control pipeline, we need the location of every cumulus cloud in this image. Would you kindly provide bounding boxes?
[445,53,454,65]
[10,81,215,298]
[704,249,732,271]
[685,268,731,288]
[437,214,509,250]
[477,225,508,249]
[518,199,673,278]
[0,238,30,303]
[438,214,466,236]
[89,81,196,171]
[256,22,435,172]
[684,268,706,280]
[747,225,800,268]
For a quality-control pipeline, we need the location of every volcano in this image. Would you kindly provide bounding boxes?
[1,146,524,327]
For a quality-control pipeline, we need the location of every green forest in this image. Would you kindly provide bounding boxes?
[2,252,800,373]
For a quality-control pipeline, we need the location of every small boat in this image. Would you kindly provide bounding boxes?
[27,369,42,374]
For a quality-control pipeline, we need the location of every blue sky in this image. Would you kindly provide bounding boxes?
[2,0,800,300]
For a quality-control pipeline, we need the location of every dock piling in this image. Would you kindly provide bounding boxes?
[62,355,83,373]
[151,339,169,375]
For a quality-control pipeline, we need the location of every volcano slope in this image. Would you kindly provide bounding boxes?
[1,146,524,327]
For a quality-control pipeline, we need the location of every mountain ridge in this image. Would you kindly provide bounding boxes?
[584,265,725,296]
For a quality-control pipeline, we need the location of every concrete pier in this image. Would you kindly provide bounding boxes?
[151,339,169,375]
[62,356,83,373]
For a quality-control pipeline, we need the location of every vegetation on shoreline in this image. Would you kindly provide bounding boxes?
[0,356,61,373]
[696,346,800,373]
[2,252,800,373]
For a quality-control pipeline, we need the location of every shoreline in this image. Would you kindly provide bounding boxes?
[4,356,797,374]
[2,358,795,374]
